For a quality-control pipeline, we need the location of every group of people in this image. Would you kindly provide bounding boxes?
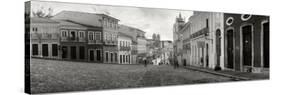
[141,57,179,69]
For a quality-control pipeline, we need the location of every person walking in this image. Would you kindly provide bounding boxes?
[144,58,147,67]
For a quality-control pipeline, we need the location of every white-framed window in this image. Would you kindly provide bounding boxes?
[95,32,101,40]
[79,31,85,38]
[61,30,68,37]
[88,31,94,40]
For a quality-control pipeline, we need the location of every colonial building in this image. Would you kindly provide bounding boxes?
[173,12,225,70]
[188,12,225,70]
[52,11,119,64]
[223,13,269,73]
[118,32,133,64]
[30,17,60,59]
[181,22,191,66]
[118,25,147,64]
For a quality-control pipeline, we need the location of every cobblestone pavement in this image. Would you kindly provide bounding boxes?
[29,58,233,94]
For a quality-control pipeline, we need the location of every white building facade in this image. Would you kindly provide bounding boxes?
[118,32,133,64]
[188,12,225,70]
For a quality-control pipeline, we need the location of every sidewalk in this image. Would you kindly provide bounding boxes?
[183,65,269,80]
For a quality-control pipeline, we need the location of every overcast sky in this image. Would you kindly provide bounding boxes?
[31,1,193,41]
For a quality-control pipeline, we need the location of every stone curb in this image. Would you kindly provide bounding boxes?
[183,66,251,81]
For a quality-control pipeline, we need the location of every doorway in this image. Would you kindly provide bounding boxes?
[70,46,76,59]
[263,22,269,68]
[42,44,48,57]
[62,46,67,59]
[89,50,94,61]
[242,25,252,66]
[227,29,234,69]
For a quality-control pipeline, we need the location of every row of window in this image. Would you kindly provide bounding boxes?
[103,19,118,29]
[88,31,102,40]
[104,32,117,41]
[61,46,86,60]
[32,44,58,57]
[120,40,131,47]
[120,54,131,64]
[105,52,118,62]
[61,30,85,38]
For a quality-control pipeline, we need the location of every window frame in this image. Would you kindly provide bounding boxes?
[95,32,101,40]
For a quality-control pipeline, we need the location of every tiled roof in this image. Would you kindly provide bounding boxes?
[31,17,59,23]
[56,20,87,28]
[118,32,133,39]
[52,11,119,27]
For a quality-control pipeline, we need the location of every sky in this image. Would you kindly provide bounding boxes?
[31,1,193,41]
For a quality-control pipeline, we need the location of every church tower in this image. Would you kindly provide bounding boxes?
[173,13,185,42]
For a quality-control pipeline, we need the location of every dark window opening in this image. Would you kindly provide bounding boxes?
[106,52,109,62]
[206,19,209,28]
[115,53,118,62]
[89,50,94,61]
[96,50,101,61]
[70,46,76,59]
[70,31,76,40]
[79,46,85,59]
[42,44,48,57]
[52,44,58,56]
[62,46,67,58]
[263,22,269,68]
[227,29,234,69]
[111,53,113,62]
[32,44,38,55]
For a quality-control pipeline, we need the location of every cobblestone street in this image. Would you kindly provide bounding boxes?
[30,59,233,93]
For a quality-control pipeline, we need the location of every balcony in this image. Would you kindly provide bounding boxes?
[104,40,118,45]
[119,46,131,51]
[88,40,103,44]
[61,37,86,42]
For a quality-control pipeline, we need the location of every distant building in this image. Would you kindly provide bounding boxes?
[160,40,173,64]
[118,32,133,64]
[118,25,147,63]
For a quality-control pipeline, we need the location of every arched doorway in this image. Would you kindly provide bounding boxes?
[226,29,234,69]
